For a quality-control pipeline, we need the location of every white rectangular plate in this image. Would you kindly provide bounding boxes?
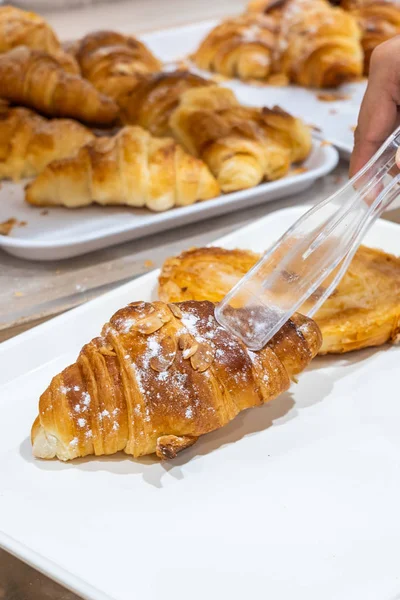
[0,144,337,261]
[142,19,367,159]
[1,205,400,600]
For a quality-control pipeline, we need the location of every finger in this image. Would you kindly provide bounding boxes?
[350,38,400,177]
[397,146,400,168]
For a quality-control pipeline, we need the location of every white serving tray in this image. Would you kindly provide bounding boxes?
[0,143,337,261]
[142,19,367,159]
[1,205,400,600]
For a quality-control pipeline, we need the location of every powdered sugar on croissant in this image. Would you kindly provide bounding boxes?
[31,300,322,461]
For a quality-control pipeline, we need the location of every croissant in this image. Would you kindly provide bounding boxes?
[340,0,400,73]
[118,70,214,137]
[0,105,94,181]
[275,0,364,87]
[158,245,400,354]
[74,30,161,101]
[31,299,322,461]
[0,6,80,73]
[192,13,279,80]
[25,126,220,212]
[0,46,118,126]
[170,86,311,192]
[247,0,287,13]
[0,5,59,55]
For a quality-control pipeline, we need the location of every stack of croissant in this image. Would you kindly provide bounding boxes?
[0,0,398,211]
[197,0,399,84]
[0,3,316,211]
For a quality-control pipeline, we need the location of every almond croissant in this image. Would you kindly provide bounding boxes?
[74,30,161,102]
[341,0,400,73]
[158,246,400,354]
[0,105,94,181]
[0,6,80,73]
[118,70,214,137]
[25,126,220,212]
[275,0,363,88]
[170,86,311,192]
[0,46,119,126]
[31,300,322,461]
[192,13,279,80]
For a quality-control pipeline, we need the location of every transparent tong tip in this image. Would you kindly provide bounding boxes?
[215,127,400,351]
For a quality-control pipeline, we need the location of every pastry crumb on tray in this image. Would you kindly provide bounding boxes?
[0,218,28,235]
[316,92,351,102]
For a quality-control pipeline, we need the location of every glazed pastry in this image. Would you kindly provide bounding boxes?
[247,0,288,12]
[192,13,279,80]
[170,86,311,192]
[118,70,214,137]
[25,126,220,212]
[46,48,80,75]
[74,30,161,101]
[158,245,400,354]
[31,299,322,461]
[0,105,94,181]
[0,6,80,73]
[0,5,60,55]
[0,46,119,126]
[341,0,400,73]
[275,0,363,87]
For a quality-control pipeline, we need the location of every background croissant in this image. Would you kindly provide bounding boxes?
[170,86,311,192]
[0,5,80,73]
[0,46,119,126]
[31,300,322,461]
[0,5,59,55]
[158,245,400,354]
[25,125,220,212]
[340,0,400,73]
[275,0,364,88]
[0,105,94,181]
[74,30,161,101]
[118,70,214,137]
[192,13,279,80]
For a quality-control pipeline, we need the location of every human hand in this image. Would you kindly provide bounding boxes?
[350,36,400,177]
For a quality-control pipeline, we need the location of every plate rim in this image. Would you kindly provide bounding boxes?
[0,144,338,252]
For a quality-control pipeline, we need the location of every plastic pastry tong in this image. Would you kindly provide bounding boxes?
[215,126,400,351]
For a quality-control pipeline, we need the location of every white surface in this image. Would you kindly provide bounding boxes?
[0,143,337,261]
[1,206,400,600]
[142,19,366,158]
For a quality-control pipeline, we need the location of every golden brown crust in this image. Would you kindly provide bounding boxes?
[0,106,94,181]
[231,0,364,86]
[159,246,260,303]
[25,125,220,211]
[158,245,400,354]
[31,300,321,461]
[275,0,363,88]
[118,70,214,137]
[340,0,400,73]
[74,30,162,101]
[0,5,60,55]
[192,13,279,80]
[0,6,80,73]
[0,46,118,126]
[170,86,311,192]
